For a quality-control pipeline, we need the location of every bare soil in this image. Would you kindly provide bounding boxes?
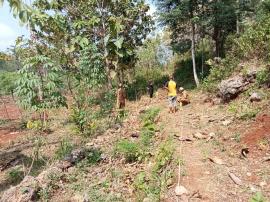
[0,90,269,201]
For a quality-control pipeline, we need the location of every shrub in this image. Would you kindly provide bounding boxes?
[115,140,142,163]
[133,138,175,201]
[26,120,43,131]
[0,71,18,95]
[153,138,175,172]
[85,149,102,164]
[256,68,270,86]
[140,107,160,123]
[202,56,239,93]
[55,138,74,160]
[7,166,24,184]
[228,101,260,120]
[249,192,267,202]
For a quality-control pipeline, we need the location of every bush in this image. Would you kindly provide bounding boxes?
[26,120,43,131]
[256,68,270,86]
[202,57,239,93]
[0,71,18,95]
[228,101,260,120]
[115,107,160,162]
[140,107,160,123]
[249,192,267,202]
[115,140,142,163]
[153,138,175,172]
[84,148,102,165]
[7,166,24,184]
[55,138,74,160]
[133,138,175,201]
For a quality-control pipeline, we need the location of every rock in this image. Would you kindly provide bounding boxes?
[131,133,139,138]
[205,171,211,175]
[218,76,249,102]
[179,136,194,142]
[241,148,249,158]
[222,120,232,126]
[64,148,86,164]
[85,142,94,147]
[250,92,262,102]
[228,172,243,186]
[72,193,89,202]
[175,185,188,196]
[208,156,225,165]
[193,132,208,139]
[57,160,73,171]
[249,185,259,193]
[259,181,267,188]
[143,198,152,202]
[166,178,174,186]
[206,132,216,141]
[1,176,39,202]
[247,172,252,177]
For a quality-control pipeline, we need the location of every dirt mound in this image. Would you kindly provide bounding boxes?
[242,114,270,154]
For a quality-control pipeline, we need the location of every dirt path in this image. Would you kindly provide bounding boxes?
[149,91,269,201]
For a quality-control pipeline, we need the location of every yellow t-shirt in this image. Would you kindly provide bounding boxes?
[168,80,177,96]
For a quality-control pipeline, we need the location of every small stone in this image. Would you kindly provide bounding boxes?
[222,120,232,126]
[85,142,94,147]
[205,171,210,175]
[247,172,252,177]
[193,132,207,139]
[259,181,267,188]
[250,92,262,102]
[249,185,259,193]
[175,185,188,196]
[166,178,174,186]
[115,193,122,198]
[143,198,152,202]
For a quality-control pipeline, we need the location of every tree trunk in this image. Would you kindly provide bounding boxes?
[201,38,205,77]
[105,58,112,89]
[191,23,200,87]
[236,15,240,35]
[99,0,112,89]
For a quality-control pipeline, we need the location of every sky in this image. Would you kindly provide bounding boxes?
[0,1,156,52]
[0,2,29,51]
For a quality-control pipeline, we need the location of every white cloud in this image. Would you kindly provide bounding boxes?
[0,23,16,51]
[0,23,16,39]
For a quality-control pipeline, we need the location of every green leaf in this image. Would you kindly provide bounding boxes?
[104,34,110,45]
[114,37,124,49]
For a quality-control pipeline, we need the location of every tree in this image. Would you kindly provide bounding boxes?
[156,0,201,86]
[15,39,67,126]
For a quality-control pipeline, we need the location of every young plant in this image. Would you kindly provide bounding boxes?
[55,138,74,160]
[115,140,142,163]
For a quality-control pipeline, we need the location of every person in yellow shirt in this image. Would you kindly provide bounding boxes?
[165,75,177,113]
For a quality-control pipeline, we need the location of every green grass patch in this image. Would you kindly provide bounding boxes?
[115,107,161,163]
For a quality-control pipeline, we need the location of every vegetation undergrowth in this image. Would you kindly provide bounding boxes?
[115,107,160,163]
[133,138,175,201]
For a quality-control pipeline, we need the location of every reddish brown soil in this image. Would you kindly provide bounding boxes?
[0,96,24,146]
[0,96,22,120]
[0,127,23,146]
[242,114,270,155]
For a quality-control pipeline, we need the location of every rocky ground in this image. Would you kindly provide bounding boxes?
[0,88,269,201]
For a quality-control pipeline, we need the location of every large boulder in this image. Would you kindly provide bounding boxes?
[218,76,249,102]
